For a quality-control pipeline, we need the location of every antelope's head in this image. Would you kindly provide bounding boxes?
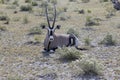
[42,5,61,42]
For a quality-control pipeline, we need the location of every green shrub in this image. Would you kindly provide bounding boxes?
[40,22,47,27]
[6,5,16,9]
[29,26,42,35]
[13,0,19,6]
[32,1,38,6]
[100,0,108,2]
[0,15,9,21]
[40,1,48,7]
[0,26,7,31]
[0,0,4,4]
[20,5,32,12]
[81,0,90,3]
[13,17,20,22]
[100,34,116,46]
[80,58,104,75]
[116,24,120,28]
[63,7,68,12]
[69,0,76,2]
[23,16,29,24]
[56,47,83,62]
[87,10,91,13]
[59,13,69,21]
[67,28,79,37]
[78,9,85,14]
[105,7,116,18]
[85,16,99,26]
[25,0,31,3]
[84,37,91,46]
[50,0,57,4]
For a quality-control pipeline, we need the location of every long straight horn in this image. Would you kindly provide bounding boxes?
[45,6,51,28]
[52,5,56,28]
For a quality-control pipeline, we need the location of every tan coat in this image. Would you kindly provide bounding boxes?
[44,33,70,49]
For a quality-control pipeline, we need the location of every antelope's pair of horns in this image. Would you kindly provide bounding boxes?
[45,5,56,29]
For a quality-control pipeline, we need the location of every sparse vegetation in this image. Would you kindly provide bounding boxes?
[85,16,100,26]
[81,0,90,3]
[100,0,109,2]
[79,58,104,76]
[32,1,38,6]
[69,0,77,2]
[105,7,116,18]
[23,16,29,24]
[0,26,7,31]
[116,24,120,28]
[0,0,4,4]
[100,34,116,46]
[0,0,119,79]
[50,0,57,5]
[20,5,32,12]
[29,26,42,35]
[0,15,9,21]
[84,37,91,46]
[13,0,19,6]
[56,47,83,62]
[59,13,68,21]
[67,28,79,37]
[25,0,32,3]
[87,9,92,13]
[78,9,85,14]
[40,1,48,7]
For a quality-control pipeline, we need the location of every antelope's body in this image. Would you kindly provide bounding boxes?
[44,34,69,49]
[111,0,120,10]
[44,33,79,51]
[42,5,82,52]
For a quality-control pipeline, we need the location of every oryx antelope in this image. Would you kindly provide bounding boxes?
[42,5,84,52]
[111,0,120,10]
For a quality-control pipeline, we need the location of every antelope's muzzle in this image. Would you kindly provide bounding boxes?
[49,36,54,41]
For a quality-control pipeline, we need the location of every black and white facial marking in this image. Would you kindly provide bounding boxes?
[41,5,61,42]
[42,25,61,42]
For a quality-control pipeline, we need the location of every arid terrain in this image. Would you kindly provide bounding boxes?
[0,0,120,80]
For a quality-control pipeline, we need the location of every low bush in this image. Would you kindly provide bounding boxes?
[32,1,38,6]
[67,28,79,37]
[13,0,19,6]
[20,5,32,12]
[23,16,29,24]
[100,0,109,2]
[79,58,104,76]
[29,26,42,35]
[100,34,116,46]
[69,0,77,2]
[0,15,9,21]
[81,0,90,3]
[0,26,7,31]
[56,47,83,62]
[25,0,31,3]
[85,16,100,26]
[84,37,91,46]
[50,0,57,5]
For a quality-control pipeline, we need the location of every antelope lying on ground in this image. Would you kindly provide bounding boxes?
[42,5,84,52]
[111,0,120,10]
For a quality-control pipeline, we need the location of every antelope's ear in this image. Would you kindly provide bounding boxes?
[41,25,46,29]
[56,25,61,29]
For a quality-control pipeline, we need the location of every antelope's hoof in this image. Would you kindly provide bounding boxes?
[42,50,48,53]
[50,50,54,53]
